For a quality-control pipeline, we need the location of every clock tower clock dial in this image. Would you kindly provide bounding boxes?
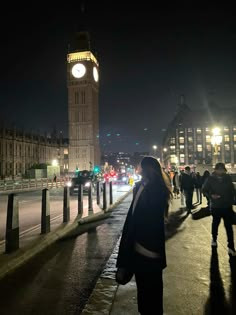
[71,63,86,78]
[93,66,99,82]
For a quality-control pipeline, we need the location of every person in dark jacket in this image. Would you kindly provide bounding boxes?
[180,166,195,213]
[202,162,236,256]
[202,170,210,207]
[116,156,172,315]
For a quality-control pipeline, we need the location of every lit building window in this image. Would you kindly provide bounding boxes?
[234,144,236,150]
[206,135,211,143]
[225,144,230,151]
[179,137,184,144]
[206,144,212,151]
[234,135,236,142]
[205,128,209,132]
[170,145,175,150]
[179,130,184,134]
[197,144,202,152]
[170,137,175,144]
[188,128,193,132]
[224,127,229,132]
[170,155,178,164]
[180,145,185,149]
[188,137,193,143]
[233,127,236,131]
[224,135,230,142]
[196,128,202,134]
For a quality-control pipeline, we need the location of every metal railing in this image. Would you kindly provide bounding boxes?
[0,178,65,192]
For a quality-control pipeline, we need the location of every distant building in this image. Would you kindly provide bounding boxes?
[162,96,236,172]
[102,151,149,172]
[0,127,68,178]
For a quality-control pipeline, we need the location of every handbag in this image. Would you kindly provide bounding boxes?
[115,267,134,285]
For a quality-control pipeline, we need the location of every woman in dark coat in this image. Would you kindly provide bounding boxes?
[116,156,172,315]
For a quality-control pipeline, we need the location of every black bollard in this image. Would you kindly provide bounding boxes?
[63,186,70,222]
[78,184,83,215]
[41,188,50,234]
[88,184,93,214]
[109,181,113,205]
[103,182,107,210]
[96,181,100,205]
[5,194,19,253]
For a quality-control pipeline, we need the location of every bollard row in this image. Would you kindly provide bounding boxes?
[4,180,114,253]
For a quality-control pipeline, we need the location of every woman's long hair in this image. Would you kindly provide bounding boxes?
[140,156,173,204]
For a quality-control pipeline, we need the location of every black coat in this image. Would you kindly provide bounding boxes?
[202,173,235,208]
[116,177,168,272]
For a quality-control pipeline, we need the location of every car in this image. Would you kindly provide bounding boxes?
[67,170,96,195]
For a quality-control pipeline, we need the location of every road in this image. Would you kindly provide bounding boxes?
[0,194,133,315]
[0,183,131,243]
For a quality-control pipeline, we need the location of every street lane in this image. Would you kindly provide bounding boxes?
[0,183,131,242]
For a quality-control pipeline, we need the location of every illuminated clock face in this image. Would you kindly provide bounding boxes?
[93,66,99,82]
[71,63,86,78]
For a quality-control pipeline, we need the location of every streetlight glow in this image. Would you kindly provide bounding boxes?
[52,159,58,167]
[212,127,221,136]
[152,145,157,150]
[211,127,223,167]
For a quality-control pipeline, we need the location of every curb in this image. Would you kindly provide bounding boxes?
[78,189,132,225]
[81,278,119,315]
[0,189,132,281]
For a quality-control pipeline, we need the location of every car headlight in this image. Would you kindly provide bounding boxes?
[84,182,91,187]
[66,181,72,187]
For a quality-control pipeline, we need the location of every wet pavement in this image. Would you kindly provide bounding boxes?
[1,193,236,315]
[82,199,236,315]
[0,194,133,315]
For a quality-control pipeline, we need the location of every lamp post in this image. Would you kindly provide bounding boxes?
[211,127,222,167]
[152,145,157,157]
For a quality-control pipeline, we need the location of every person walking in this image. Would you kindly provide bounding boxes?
[173,171,180,199]
[116,156,172,315]
[180,166,195,213]
[202,162,236,256]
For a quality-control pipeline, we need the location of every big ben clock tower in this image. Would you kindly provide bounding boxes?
[67,32,100,172]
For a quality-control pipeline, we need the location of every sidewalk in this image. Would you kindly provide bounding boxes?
[82,197,236,315]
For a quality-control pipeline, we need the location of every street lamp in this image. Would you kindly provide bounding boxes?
[52,159,58,167]
[211,127,222,167]
[152,145,157,157]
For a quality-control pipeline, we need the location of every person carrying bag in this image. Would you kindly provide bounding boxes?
[116,156,172,315]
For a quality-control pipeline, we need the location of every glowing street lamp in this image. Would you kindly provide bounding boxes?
[211,127,222,166]
[152,145,157,156]
[52,159,58,167]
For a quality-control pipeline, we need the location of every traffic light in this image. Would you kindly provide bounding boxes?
[93,166,100,173]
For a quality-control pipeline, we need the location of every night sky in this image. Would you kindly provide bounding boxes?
[3,4,236,152]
